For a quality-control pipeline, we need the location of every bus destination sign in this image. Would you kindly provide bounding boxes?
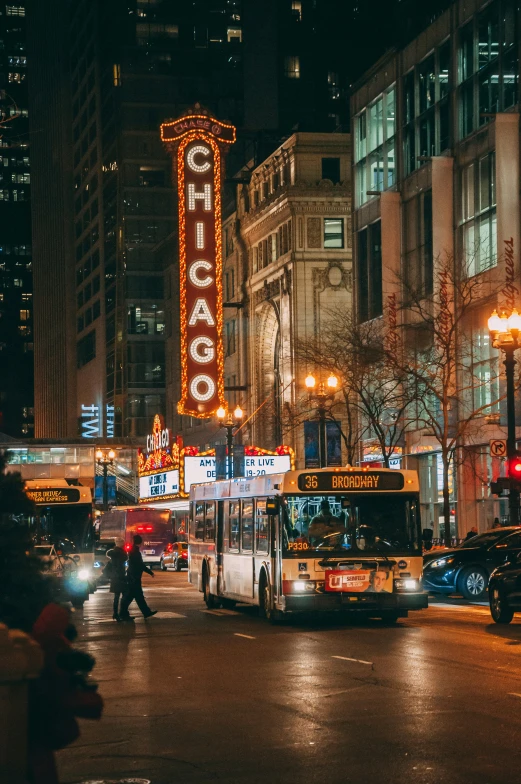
[297,472,405,492]
[26,488,81,505]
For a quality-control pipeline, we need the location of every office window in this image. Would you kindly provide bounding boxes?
[460,152,497,276]
[403,41,452,176]
[404,191,433,297]
[19,309,29,321]
[291,1,302,21]
[469,317,499,413]
[355,86,395,206]
[284,56,300,79]
[324,218,344,249]
[77,330,96,368]
[458,2,517,139]
[6,6,25,16]
[322,157,340,183]
[225,319,236,356]
[357,221,382,322]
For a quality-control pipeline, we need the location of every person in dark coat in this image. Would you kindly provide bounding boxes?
[105,539,127,621]
[119,534,157,621]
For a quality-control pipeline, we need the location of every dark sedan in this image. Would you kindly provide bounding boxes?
[423,527,521,601]
[489,550,521,624]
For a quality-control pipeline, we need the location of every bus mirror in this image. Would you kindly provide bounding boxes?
[266,498,279,514]
[422,528,433,542]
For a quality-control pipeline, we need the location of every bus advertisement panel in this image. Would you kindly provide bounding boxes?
[188,468,428,622]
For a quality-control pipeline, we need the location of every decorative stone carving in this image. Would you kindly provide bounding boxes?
[307,217,321,248]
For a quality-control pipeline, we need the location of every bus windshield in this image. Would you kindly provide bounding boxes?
[32,505,95,554]
[282,494,421,556]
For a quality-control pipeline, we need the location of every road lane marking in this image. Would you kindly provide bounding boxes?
[332,655,373,665]
[151,612,187,618]
[234,633,256,639]
[201,609,241,616]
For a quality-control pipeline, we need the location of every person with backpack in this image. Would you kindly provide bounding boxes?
[104,539,127,621]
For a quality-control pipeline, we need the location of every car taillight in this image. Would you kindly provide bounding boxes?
[145,525,153,533]
[166,543,173,553]
[137,525,144,533]
[182,550,188,559]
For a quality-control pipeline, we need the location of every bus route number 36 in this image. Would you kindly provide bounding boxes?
[304,475,318,489]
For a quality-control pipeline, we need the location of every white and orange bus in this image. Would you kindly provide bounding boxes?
[188,467,428,622]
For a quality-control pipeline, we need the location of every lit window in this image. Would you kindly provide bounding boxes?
[291,1,302,21]
[6,6,25,16]
[21,293,31,300]
[227,26,242,43]
[284,55,300,79]
[8,72,25,83]
[113,64,121,86]
[18,325,30,335]
[324,218,344,249]
[13,279,22,287]
[19,309,29,321]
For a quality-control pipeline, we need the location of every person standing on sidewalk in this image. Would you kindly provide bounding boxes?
[105,539,127,621]
[119,535,157,621]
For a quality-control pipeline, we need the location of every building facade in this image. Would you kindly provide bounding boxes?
[351,0,521,535]
[172,133,352,464]
[0,2,33,437]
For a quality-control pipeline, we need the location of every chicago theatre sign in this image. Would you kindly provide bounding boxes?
[161,107,236,418]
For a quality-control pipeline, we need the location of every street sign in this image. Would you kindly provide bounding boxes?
[490,439,507,458]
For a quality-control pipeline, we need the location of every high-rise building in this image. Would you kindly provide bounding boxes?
[28,0,448,443]
[0,2,33,437]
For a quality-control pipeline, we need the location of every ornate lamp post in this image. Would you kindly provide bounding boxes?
[96,448,115,511]
[488,308,521,524]
[304,372,338,468]
[216,405,243,478]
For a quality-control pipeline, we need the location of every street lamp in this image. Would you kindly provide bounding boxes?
[488,307,521,524]
[304,372,338,468]
[96,448,115,511]
[216,405,243,478]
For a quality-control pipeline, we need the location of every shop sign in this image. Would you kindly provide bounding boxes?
[81,404,101,438]
[139,469,180,502]
[161,109,236,418]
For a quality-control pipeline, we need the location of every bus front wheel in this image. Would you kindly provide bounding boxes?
[203,566,218,609]
[259,573,276,623]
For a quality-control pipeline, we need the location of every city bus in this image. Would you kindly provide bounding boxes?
[25,479,95,566]
[98,505,173,566]
[188,467,428,622]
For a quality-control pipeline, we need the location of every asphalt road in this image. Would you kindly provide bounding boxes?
[59,571,521,784]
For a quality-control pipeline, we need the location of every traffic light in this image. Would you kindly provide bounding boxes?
[491,477,511,496]
[504,453,521,493]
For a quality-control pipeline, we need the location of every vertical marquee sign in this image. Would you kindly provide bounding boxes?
[161,107,236,418]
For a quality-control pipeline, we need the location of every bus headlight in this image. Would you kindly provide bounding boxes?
[78,569,90,581]
[395,578,419,591]
[288,581,316,593]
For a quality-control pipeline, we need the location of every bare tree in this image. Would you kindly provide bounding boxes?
[390,253,503,544]
[294,312,416,468]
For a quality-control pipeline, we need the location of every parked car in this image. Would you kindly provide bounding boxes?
[423,527,521,601]
[160,541,188,571]
[488,550,521,623]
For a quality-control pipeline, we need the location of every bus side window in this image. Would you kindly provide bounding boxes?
[205,502,215,542]
[229,501,240,550]
[241,500,253,552]
[255,500,269,554]
[195,503,205,541]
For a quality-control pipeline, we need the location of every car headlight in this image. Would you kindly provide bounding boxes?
[429,557,454,569]
[395,578,419,591]
[78,569,90,581]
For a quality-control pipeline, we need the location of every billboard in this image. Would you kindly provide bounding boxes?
[161,109,236,418]
[138,470,180,502]
[183,452,292,494]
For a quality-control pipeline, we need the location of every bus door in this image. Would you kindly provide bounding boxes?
[240,500,254,598]
[254,499,271,596]
[216,500,224,591]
